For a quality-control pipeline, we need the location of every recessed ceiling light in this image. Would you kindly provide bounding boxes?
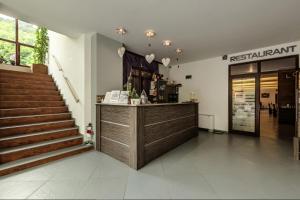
[115,27,127,35]
[162,40,172,47]
[176,48,183,54]
[145,30,156,38]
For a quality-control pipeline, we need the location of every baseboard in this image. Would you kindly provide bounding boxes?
[198,128,227,134]
[198,128,209,132]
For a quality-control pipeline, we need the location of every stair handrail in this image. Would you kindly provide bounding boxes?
[51,54,80,103]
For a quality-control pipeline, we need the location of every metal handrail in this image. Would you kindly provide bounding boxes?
[51,54,80,103]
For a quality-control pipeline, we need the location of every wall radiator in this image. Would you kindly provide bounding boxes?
[198,114,215,132]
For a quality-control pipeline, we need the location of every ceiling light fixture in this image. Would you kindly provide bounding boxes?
[115,27,127,58]
[144,29,156,64]
[115,27,127,35]
[162,40,172,47]
[145,30,156,38]
[175,48,183,54]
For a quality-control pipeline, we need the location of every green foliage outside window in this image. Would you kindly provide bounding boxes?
[0,14,37,66]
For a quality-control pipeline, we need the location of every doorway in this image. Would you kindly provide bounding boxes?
[260,73,278,139]
[229,55,298,140]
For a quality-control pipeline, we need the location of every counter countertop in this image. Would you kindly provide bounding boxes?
[96,102,198,107]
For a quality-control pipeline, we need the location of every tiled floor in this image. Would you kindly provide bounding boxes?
[1,131,300,199]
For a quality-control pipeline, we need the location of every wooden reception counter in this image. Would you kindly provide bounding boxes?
[96,102,198,169]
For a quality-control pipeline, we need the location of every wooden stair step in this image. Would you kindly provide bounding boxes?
[0,95,62,101]
[0,113,72,126]
[0,144,93,176]
[0,106,69,117]
[0,127,79,148]
[0,72,53,82]
[0,101,65,109]
[0,69,90,175]
[0,120,75,137]
[0,83,57,90]
[0,77,55,86]
[0,69,52,78]
[0,88,60,95]
[0,135,84,163]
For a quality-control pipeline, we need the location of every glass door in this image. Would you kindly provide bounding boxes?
[230,77,258,135]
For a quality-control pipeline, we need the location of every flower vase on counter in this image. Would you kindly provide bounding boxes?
[130,88,140,105]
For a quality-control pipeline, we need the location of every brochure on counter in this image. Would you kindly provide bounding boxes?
[103,90,129,104]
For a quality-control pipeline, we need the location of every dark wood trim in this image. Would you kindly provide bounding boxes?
[15,18,20,66]
[255,70,260,136]
[0,38,15,44]
[96,105,101,151]
[96,103,198,169]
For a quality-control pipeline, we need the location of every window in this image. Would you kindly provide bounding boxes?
[0,13,37,67]
[261,57,296,72]
[230,63,258,75]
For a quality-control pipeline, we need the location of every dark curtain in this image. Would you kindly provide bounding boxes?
[123,51,159,85]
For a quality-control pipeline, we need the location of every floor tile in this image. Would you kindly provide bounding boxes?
[1,132,299,199]
[28,180,87,199]
[166,172,218,199]
[0,181,45,199]
[76,178,127,199]
[125,163,170,199]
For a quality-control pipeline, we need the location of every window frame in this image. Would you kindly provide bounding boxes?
[0,18,35,67]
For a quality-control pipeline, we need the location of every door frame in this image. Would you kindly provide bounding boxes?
[228,55,299,137]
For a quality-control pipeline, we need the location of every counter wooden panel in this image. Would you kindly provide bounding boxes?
[96,103,198,169]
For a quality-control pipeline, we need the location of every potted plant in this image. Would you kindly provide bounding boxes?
[130,88,140,105]
[32,27,49,74]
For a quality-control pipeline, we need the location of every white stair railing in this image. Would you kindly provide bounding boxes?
[51,55,80,103]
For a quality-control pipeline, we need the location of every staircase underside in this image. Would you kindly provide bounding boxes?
[0,69,93,176]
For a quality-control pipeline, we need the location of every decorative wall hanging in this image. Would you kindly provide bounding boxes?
[144,30,156,64]
[115,27,127,58]
[118,46,126,58]
[162,57,170,67]
[161,40,172,67]
[146,53,155,64]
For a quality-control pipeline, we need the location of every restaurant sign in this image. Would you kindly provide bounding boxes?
[229,45,297,62]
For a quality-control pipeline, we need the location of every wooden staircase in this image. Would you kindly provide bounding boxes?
[0,69,93,176]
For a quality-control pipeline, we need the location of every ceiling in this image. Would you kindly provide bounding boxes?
[1,0,300,64]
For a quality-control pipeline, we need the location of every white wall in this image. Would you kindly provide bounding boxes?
[96,34,123,95]
[169,41,300,131]
[169,57,228,131]
[159,64,170,80]
[48,31,86,133]
[49,31,123,137]
[91,33,122,128]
